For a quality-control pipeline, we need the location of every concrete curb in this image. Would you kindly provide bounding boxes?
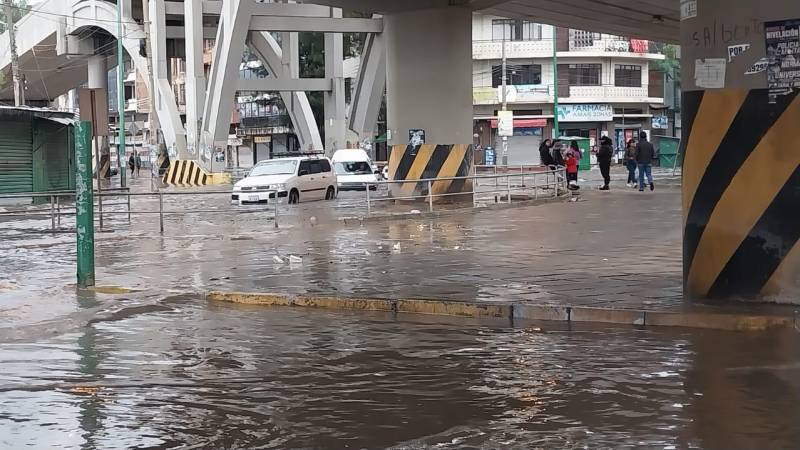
[205,292,796,332]
[338,194,569,225]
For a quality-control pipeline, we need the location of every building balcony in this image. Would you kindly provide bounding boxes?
[472,39,554,60]
[564,85,663,104]
[560,38,665,60]
[473,85,663,105]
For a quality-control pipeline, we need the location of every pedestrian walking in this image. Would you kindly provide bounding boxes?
[539,139,554,167]
[597,136,613,190]
[624,139,637,187]
[134,152,142,176]
[635,131,655,191]
[128,153,136,178]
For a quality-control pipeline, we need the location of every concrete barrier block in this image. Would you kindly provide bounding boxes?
[207,291,292,306]
[396,300,510,318]
[294,296,393,311]
[570,307,646,325]
[645,311,793,331]
[512,304,569,322]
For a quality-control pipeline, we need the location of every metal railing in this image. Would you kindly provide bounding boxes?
[363,167,567,215]
[0,189,279,233]
[0,168,566,233]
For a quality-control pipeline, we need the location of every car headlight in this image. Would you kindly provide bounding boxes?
[276,183,287,191]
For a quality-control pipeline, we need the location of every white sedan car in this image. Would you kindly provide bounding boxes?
[232,156,337,204]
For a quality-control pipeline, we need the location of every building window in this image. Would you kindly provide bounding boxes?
[615,64,642,87]
[492,64,542,87]
[568,64,601,86]
[492,19,542,41]
[570,29,601,48]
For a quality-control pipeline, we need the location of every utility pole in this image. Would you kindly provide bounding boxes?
[141,0,160,149]
[3,0,23,106]
[116,0,127,188]
[552,26,559,138]
[500,37,508,165]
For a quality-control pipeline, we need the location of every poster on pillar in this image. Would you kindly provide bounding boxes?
[765,19,800,103]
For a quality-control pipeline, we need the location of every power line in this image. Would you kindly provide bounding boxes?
[7,3,147,26]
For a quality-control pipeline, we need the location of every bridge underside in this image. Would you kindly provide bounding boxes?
[306,0,680,43]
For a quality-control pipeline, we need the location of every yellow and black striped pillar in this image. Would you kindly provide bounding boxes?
[388,144,473,201]
[163,160,209,187]
[683,90,800,299]
[681,0,800,301]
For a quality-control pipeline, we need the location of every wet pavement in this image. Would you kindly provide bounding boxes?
[2,171,800,448]
[2,302,800,449]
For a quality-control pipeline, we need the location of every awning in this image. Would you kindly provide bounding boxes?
[490,118,547,128]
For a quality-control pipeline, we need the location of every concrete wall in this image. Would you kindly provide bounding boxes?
[384,7,473,146]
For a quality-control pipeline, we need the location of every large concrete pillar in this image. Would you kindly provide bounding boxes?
[87,56,111,177]
[324,8,346,153]
[184,0,206,158]
[681,0,800,301]
[384,7,474,200]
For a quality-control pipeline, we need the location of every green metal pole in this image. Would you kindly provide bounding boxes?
[75,121,96,288]
[552,26,560,138]
[116,0,126,188]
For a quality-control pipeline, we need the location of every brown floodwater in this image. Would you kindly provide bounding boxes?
[1,296,799,449]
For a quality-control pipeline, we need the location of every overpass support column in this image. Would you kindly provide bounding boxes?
[681,0,800,301]
[384,7,474,200]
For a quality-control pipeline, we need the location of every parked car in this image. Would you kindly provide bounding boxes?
[231,156,337,204]
[331,148,379,191]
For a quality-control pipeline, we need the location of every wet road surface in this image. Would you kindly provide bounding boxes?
[2,299,799,449]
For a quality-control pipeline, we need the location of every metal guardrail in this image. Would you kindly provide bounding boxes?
[0,168,566,233]
[363,167,567,216]
[0,189,278,233]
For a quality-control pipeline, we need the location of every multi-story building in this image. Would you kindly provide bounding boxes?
[471,15,668,165]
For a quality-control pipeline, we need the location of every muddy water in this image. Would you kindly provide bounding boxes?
[1,298,799,449]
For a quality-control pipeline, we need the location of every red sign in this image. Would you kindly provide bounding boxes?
[490,118,547,128]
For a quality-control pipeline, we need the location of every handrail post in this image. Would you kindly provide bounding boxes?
[494,165,498,187]
[534,173,538,199]
[521,165,525,187]
[428,180,434,212]
[554,169,559,197]
[366,182,371,216]
[50,195,55,232]
[159,192,164,234]
[506,175,511,204]
[127,191,131,222]
[274,192,279,228]
[56,194,61,227]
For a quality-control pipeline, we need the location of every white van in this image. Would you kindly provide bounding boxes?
[331,149,379,191]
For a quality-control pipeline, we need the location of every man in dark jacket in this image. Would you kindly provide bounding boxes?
[597,136,613,190]
[635,131,655,191]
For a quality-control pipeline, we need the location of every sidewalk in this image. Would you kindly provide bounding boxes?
[1,182,796,334]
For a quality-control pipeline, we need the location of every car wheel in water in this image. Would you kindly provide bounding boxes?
[289,190,299,204]
[325,186,336,200]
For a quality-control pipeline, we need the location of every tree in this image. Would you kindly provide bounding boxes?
[0,0,27,33]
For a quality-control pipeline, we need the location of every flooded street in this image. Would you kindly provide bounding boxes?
[2,297,799,449]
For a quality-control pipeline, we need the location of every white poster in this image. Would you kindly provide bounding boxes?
[695,58,727,89]
[745,58,769,75]
[497,110,514,137]
[727,44,750,62]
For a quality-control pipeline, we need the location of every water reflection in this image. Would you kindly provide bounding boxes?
[0,299,798,448]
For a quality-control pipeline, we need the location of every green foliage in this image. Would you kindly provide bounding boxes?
[652,43,680,84]
[0,0,28,33]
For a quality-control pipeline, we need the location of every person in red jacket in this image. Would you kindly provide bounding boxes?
[565,152,579,188]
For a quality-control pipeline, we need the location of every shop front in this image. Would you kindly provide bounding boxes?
[555,104,614,157]
[490,118,546,165]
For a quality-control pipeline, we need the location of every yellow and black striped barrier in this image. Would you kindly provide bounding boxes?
[683,88,800,299]
[163,160,209,187]
[387,144,473,200]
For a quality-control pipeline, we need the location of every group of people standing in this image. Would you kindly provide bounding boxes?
[128,152,143,177]
[538,131,656,192]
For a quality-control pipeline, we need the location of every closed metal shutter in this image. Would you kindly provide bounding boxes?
[36,121,74,191]
[507,134,543,165]
[0,121,33,194]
